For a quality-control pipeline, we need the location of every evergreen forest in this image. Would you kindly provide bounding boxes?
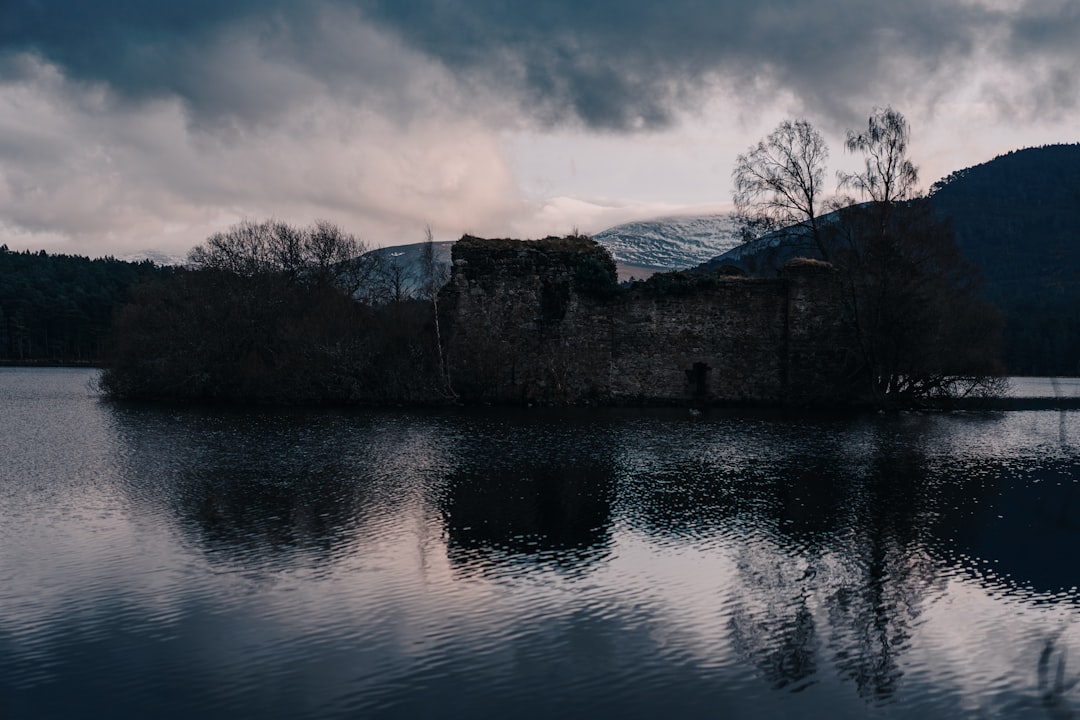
[928,144,1080,375]
[0,246,171,364]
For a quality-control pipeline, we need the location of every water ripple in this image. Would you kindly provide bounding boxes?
[4,371,1080,718]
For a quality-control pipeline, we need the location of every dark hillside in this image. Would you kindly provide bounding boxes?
[930,144,1080,296]
[929,144,1080,374]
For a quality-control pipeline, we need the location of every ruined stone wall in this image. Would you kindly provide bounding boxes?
[443,236,615,404]
[443,236,847,405]
[611,279,790,403]
[782,259,850,404]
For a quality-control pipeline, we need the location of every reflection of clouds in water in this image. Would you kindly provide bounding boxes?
[0,372,201,671]
[906,583,1080,717]
[105,407,467,573]
[921,410,1080,469]
[1012,378,1080,400]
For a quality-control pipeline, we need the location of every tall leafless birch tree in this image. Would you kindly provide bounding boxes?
[419,225,454,398]
[732,119,831,260]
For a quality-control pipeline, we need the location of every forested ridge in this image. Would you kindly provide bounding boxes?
[929,144,1080,375]
[0,246,172,363]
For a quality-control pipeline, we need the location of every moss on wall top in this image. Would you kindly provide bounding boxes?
[453,234,618,299]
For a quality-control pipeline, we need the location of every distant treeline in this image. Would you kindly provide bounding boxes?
[0,245,172,364]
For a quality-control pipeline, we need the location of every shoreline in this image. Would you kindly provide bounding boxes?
[0,360,103,368]
[4,365,1077,410]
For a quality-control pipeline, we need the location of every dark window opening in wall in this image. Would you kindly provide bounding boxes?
[686,362,711,398]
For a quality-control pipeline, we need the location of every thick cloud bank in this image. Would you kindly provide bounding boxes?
[0,0,1076,254]
[5,0,1077,128]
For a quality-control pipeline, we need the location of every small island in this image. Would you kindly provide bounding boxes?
[96,219,1002,410]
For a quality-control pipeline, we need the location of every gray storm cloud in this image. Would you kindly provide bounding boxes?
[0,0,1077,255]
[357,0,1080,128]
[2,0,1078,129]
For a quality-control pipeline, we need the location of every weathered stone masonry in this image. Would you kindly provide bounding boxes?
[443,236,848,405]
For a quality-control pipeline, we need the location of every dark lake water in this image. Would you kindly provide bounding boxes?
[2,368,1079,719]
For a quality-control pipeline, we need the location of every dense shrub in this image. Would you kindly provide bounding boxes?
[99,221,448,404]
[572,249,619,299]
[638,269,733,297]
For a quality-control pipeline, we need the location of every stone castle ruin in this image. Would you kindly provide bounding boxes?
[442,235,849,406]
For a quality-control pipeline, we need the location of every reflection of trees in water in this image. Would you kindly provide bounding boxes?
[105,406,458,570]
[1039,634,1080,718]
[748,419,976,702]
[822,528,933,702]
[727,557,819,692]
[723,446,854,694]
[179,464,364,568]
[622,415,975,701]
[816,432,945,702]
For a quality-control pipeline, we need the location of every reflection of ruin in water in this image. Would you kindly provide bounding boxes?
[442,462,615,576]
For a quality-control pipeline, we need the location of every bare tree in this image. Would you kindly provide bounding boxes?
[374,255,415,304]
[187,219,372,294]
[824,107,1008,407]
[266,221,306,281]
[305,220,378,296]
[732,119,831,260]
[188,219,275,276]
[838,106,920,206]
[829,199,1005,408]
[418,225,454,397]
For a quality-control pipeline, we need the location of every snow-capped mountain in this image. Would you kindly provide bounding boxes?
[370,216,743,283]
[591,214,742,271]
[117,249,187,266]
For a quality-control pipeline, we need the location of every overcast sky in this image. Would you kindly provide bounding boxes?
[1,0,1077,257]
